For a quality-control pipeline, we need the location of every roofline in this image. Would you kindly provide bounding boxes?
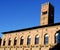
[2,23,60,34]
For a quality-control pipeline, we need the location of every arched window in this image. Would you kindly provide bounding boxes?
[3,39,6,46]
[8,38,11,46]
[55,31,60,43]
[35,35,39,44]
[0,38,2,46]
[27,35,31,45]
[20,36,24,45]
[44,34,49,44]
[14,37,17,45]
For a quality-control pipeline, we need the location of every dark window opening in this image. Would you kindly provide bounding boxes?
[55,32,60,44]
[27,38,31,45]
[8,40,11,46]
[44,34,48,44]
[20,39,23,45]
[3,41,6,46]
[35,35,39,44]
[35,38,39,44]
[14,39,17,45]
[0,39,2,46]
[42,11,47,15]
[44,37,48,44]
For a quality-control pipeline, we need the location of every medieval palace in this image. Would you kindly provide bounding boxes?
[0,2,60,50]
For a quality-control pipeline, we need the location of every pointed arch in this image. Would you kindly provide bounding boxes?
[35,34,39,44]
[8,38,11,46]
[0,38,2,46]
[44,34,49,44]
[20,36,24,45]
[27,35,31,45]
[55,30,60,43]
[14,37,17,45]
[3,38,6,46]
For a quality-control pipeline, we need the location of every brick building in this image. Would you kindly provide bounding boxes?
[0,2,60,50]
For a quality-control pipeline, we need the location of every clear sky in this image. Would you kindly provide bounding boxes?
[0,0,60,37]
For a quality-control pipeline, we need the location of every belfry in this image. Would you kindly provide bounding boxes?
[40,2,54,26]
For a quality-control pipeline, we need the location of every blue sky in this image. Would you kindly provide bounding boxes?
[0,0,60,37]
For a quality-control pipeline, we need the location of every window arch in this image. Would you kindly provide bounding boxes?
[55,30,60,43]
[0,38,2,46]
[20,36,24,45]
[44,34,49,44]
[3,38,6,46]
[35,35,39,44]
[8,38,11,46]
[27,35,31,45]
[14,37,17,45]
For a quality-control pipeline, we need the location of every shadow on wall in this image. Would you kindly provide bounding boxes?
[49,43,60,50]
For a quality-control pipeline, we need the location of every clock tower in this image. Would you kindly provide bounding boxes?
[40,2,54,26]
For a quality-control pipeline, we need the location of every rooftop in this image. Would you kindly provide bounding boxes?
[2,23,60,34]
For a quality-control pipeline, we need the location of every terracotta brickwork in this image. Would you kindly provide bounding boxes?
[40,2,54,26]
[0,25,60,50]
[0,2,60,50]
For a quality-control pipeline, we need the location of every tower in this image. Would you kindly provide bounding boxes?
[40,2,54,26]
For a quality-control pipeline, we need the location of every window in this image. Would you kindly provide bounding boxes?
[27,36,31,45]
[55,32,60,43]
[3,39,6,46]
[35,35,39,44]
[20,36,24,45]
[8,38,11,46]
[14,37,17,45]
[42,11,47,15]
[44,34,49,44]
[0,38,2,46]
